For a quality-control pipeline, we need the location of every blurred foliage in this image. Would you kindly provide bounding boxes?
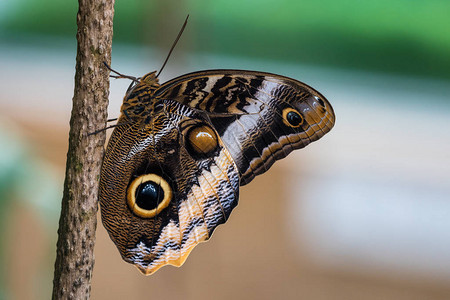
[1,0,449,78]
[0,122,60,299]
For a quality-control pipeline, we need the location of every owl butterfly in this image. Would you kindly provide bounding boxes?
[99,68,335,275]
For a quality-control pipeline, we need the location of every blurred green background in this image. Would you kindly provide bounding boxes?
[2,0,450,79]
[1,0,450,299]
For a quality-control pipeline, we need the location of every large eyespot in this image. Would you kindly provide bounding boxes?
[127,174,172,218]
[186,124,219,158]
[282,107,304,128]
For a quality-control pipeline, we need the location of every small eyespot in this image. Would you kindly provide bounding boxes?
[282,107,304,128]
[314,95,326,107]
[127,174,172,218]
[186,124,219,157]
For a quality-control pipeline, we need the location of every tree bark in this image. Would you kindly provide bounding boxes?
[52,0,114,299]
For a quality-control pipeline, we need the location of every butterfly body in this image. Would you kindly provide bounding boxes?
[99,69,335,275]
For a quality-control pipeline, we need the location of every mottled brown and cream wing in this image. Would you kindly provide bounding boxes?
[100,68,334,275]
[99,99,239,275]
[155,70,335,184]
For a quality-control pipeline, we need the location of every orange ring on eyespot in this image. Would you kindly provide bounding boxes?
[282,107,304,128]
[127,174,172,218]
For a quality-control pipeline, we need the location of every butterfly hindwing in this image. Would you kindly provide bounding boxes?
[99,98,239,275]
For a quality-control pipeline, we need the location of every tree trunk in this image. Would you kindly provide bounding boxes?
[52,0,114,299]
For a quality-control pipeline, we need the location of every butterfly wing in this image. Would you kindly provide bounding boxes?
[100,69,334,274]
[155,70,335,184]
[99,99,239,275]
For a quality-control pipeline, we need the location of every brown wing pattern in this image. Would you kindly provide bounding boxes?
[100,69,334,275]
[99,99,239,275]
[155,70,335,184]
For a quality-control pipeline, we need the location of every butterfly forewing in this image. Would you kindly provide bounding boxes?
[155,70,335,184]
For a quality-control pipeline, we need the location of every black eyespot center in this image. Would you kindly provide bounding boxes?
[135,181,165,210]
[287,111,302,127]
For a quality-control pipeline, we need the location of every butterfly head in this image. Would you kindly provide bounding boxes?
[140,71,159,87]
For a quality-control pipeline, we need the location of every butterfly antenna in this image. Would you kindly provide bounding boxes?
[88,121,133,136]
[103,62,140,83]
[156,14,189,78]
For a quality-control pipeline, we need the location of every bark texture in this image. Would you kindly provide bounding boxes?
[52,0,114,299]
